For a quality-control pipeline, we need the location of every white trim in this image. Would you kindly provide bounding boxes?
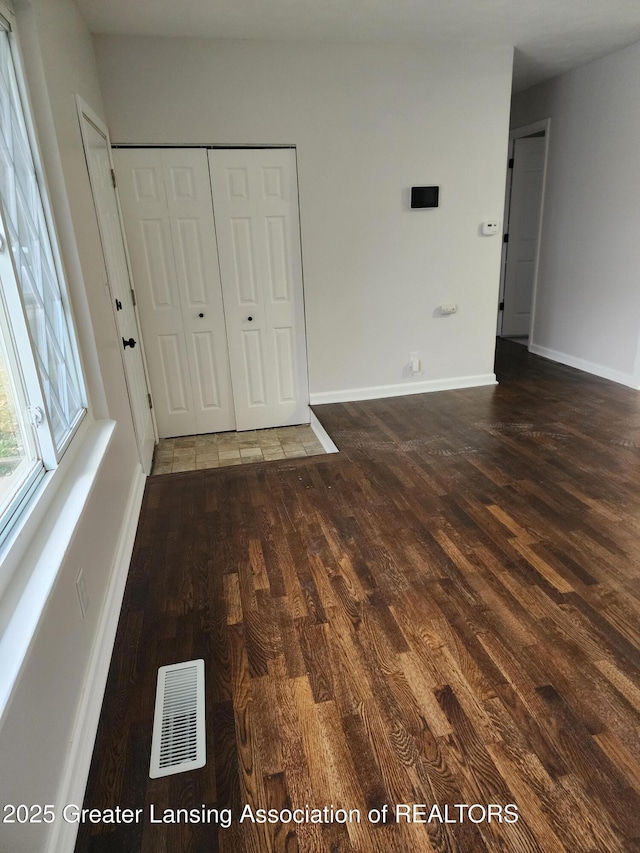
[12,0,107,422]
[0,416,105,715]
[45,464,146,853]
[0,2,14,32]
[309,408,339,453]
[509,119,549,140]
[632,331,640,387]
[496,136,515,337]
[0,26,88,467]
[309,373,497,405]
[529,343,640,390]
[5,23,89,438]
[75,95,158,472]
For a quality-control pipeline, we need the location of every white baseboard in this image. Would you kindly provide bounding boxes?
[529,343,640,390]
[46,466,147,853]
[309,409,339,453]
[309,373,498,405]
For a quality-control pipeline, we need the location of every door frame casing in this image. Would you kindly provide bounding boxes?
[75,96,158,467]
[498,118,551,348]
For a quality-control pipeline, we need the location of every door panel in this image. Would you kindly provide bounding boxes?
[163,150,235,434]
[266,217,290,301]
[141,219,173,307]
[208,149,309,431]
[503,136,546,337]
[115,148,235,437]
[192,331,222,409]
[78,109,155,472]
[274,327,295,402]
[159,334,190,413]
[230,218,258,301]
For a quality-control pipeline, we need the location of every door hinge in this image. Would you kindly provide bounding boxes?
[503,233,509,243]
[148,393,153,410]
[115,298,122,311]
[131,288,137,306]
[499,301,505,311]
[508,157,514,168]
[111,168,117,188]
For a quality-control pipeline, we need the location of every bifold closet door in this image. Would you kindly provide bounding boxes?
[208,148,310,431]
[114,148,235,437]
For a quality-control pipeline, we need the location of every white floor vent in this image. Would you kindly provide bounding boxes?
[149,659,206,778]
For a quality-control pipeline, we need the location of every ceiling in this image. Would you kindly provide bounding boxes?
[75,0,640,92]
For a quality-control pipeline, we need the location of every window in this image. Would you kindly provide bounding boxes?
[0,9,86,542]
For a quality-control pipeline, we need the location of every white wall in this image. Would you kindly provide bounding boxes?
[511,40,640,387]
[0,1,143,851]
[94,36,513,399]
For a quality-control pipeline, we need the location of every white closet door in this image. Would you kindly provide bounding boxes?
[114,148,235,437]
[208,148,309,431]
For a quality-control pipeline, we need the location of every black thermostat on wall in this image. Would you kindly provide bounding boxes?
[411,186,439,208]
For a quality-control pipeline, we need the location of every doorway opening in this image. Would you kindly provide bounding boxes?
[497,119,550,351]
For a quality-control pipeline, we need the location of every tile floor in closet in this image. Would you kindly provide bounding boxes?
[151,424,326,475]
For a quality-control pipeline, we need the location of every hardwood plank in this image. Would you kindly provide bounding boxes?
[76,340,640,853]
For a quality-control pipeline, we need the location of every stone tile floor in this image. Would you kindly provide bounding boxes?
[152,424,326,475]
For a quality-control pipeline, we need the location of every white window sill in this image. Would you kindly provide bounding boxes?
[0,418,116,723]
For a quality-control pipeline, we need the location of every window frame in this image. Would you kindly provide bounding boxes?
[0,0,88,547]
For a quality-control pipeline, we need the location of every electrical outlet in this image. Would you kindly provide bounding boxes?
[76,569,89,618]
[440,304,457,315]
[409,351,422,375]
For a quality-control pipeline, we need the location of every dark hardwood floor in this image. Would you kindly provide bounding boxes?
[76,340,640,852]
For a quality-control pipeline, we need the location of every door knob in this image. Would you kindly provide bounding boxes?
[122,337,137,349]
[198,313,204,318]
[247,316,253,322]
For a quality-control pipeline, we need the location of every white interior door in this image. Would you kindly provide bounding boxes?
[208,148,309,431]
[114,148,235,438]
[77,100,155,472]
[502,136,546,337]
